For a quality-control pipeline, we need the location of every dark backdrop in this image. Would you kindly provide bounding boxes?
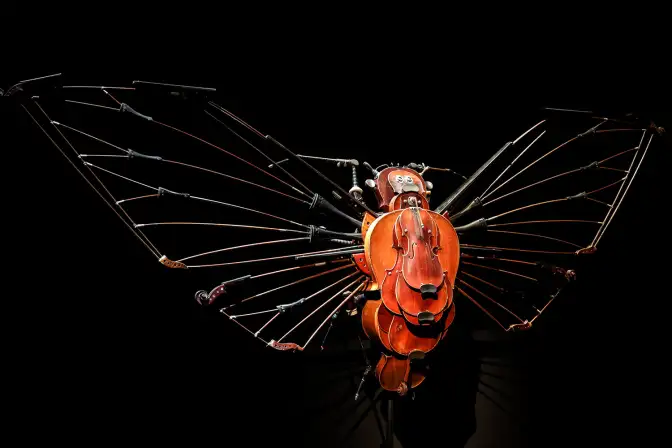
[2,22,670,448]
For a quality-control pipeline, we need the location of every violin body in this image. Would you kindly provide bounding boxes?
[362,167,460,394]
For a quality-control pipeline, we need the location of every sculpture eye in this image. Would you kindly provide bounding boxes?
[405,176,414,183]
[395,175,404,183]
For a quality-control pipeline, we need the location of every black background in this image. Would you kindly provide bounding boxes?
[2,10,671,447]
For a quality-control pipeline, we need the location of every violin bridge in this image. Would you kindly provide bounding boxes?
[158,255,188,269]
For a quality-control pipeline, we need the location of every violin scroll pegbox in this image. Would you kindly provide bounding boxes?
[194,275,252,306]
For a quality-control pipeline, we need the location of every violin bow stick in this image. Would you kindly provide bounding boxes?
[434,120,546,217]
[206,101,379,218]
[41,91,366,230]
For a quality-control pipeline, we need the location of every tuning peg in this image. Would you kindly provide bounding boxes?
[425,181,433,190]
[365,179,376,188]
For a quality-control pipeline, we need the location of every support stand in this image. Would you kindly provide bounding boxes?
[381,397,395,448]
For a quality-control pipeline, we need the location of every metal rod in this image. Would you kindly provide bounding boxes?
[255,312,281,337]
[219,309,269,345]
[229,308,279,319]
[461,244,575,255]
[456,287,508,331]
[301,283,366,349]
[483,165,582,207]
[64,99,120,111]
[206,106,315,197]
[63,85,135,90]
[462,262,538,282]
[462,254,537,266]
[599,146,639,164]
[117,193,159,204]
[459,278,525,322]
[176,236,310,263]
[595,128,646,134]
[35,103,163,257]
[460,271,505,292]
[488,219,602,227]
[21,104,160,259]
[486,229,582,248]
[238,265,356,304]
[594,133,654,247]
[135,222,307,234]
[480,130,546,199]
[165,159,309,204]
[277,275,363,342]
[152,118,312,199]
[52,121,129,153]
[265,135,379,216]
[487,198,566,222]
[481,120,607,202]
[187,247,362,268]
[251,260,350,279]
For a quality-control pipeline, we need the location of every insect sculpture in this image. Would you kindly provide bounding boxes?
[6,73,665,397]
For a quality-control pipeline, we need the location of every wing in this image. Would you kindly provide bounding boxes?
[434,110,665,331]
[13,74,374,352]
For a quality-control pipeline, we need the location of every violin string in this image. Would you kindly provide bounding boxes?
[255,311,281,337]
[461,262,538,282]
[484,166,592,207]
[462,255,536,266]
[457,278,525,323]
[482,138,642,208]
[21,104,160,260]
[61,96,311,200]
[528,289,564,325]
[187,247,362,268]
[237,265,357,305]
[152,118,312,200]
[585,197,612,208]
[207,101,266,139]
[63,85,136,90]
[488,219,602,227]
[64,99,120,111]
[595,128,647,134]
[102,89,122,106]
[219,309,269,345]
[593,133,654,247]
[79,161,309,229]
[276,274,363,343]
[135,222,308,234]
[165,159,310,204]
[481,120,607,202]
[249,259,351,279]
[585,177,626,196]
[301,282,366,350]
[460,244,576,255]
[586,132,648,249]
[459,271,505,292]
[205,107,315,197]
[598,146,639,164]
[61,122,309,204]
[116,193,160,204]
[228,308,279,319]
[598,166,629,173]
[33,101,163,258]
[176,236,311,263]
[456,287,508,331]
[52,121,129,153]
[480,129,546,199]
[486,229,582,248]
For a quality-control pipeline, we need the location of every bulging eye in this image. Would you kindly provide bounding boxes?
[395,175,404,182]
[405,176,414,183]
